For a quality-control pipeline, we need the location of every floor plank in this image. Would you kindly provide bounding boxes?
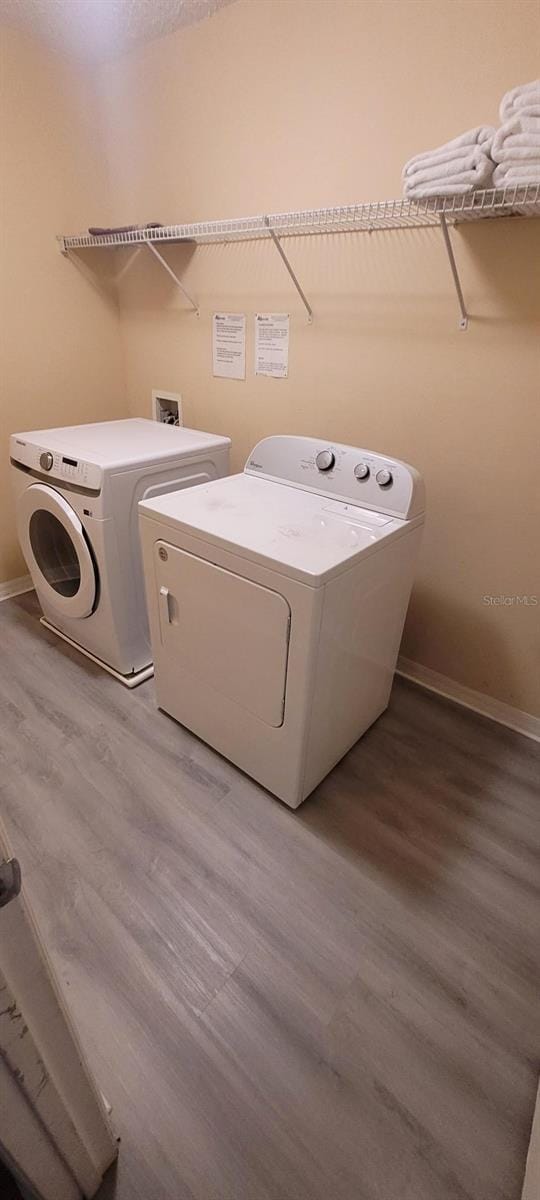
[1,591,538,1200]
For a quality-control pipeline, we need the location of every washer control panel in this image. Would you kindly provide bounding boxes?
[10,438,102,491]
[245,436,424,519]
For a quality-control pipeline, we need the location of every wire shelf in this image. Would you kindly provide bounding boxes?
[59,185,540,250]
[58,185,540,329]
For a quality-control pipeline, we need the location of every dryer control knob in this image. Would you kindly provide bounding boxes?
[40,452,53,472]
[376,468,393,488]
[316,449,335,472]
[354,462,370,481]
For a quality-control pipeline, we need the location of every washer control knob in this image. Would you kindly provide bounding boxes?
[315,449,335,472]
[39,451,53,472]
[376,468,393,488]
[354,462,370,481]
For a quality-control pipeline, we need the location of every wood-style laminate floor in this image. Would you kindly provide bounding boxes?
[1,592,539,1200]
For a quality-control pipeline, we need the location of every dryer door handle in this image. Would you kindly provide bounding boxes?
[159,585,172,625]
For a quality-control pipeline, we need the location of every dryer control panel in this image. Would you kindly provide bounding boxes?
[10,438,102,491]
[245,436,425,520]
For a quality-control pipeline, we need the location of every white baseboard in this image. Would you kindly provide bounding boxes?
[397,655,540,743]
[0,574,33,602]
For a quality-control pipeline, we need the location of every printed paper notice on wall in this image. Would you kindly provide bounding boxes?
[213,313,246,380]
[254,313,289,378]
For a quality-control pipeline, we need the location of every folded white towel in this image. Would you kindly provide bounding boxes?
[492,114,540,161]
[405,179,489,199]
[497,133,540,150]
[493,161,540,187]
[500,80,540,122]
[404,154,493,200]
[403,125,494,176]
[517,108,540,126]
[494,145,540,163]
[517,113,540,131]
[402,126,495,198]
[404,147,489,186]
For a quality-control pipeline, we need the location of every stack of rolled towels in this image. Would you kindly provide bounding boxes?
[402,79,540,200]
[492,79,540,188]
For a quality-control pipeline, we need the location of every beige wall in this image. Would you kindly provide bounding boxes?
[0,27,127,582]
[95,0,540,717]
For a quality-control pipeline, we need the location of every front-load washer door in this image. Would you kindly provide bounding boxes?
[154,542,291,727]
[17,484,97,619]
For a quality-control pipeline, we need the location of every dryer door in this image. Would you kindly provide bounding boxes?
[154,543,291,727]
[17,484,97,619]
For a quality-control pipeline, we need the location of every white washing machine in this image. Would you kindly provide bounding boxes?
[11,419,230,685]
[139,435,425,805]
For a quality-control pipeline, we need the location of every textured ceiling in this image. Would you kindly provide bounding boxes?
[0,0,238,61]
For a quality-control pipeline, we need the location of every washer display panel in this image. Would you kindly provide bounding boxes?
[17,484,97,619]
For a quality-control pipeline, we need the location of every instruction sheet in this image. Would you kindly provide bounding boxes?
[213,312,246,380]
[254,313,290,378]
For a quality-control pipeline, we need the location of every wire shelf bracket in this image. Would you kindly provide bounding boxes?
[438,214,468,330]
[144,240,199,315]
[264,216,313,323]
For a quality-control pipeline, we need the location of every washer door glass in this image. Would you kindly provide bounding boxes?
[29,510,81,597]
[17,483,97,620]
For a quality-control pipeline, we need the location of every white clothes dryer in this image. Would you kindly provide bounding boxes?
[139,435,424,803]
[11,419,230,684]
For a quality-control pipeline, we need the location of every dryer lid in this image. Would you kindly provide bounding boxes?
[139,473,419,586]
